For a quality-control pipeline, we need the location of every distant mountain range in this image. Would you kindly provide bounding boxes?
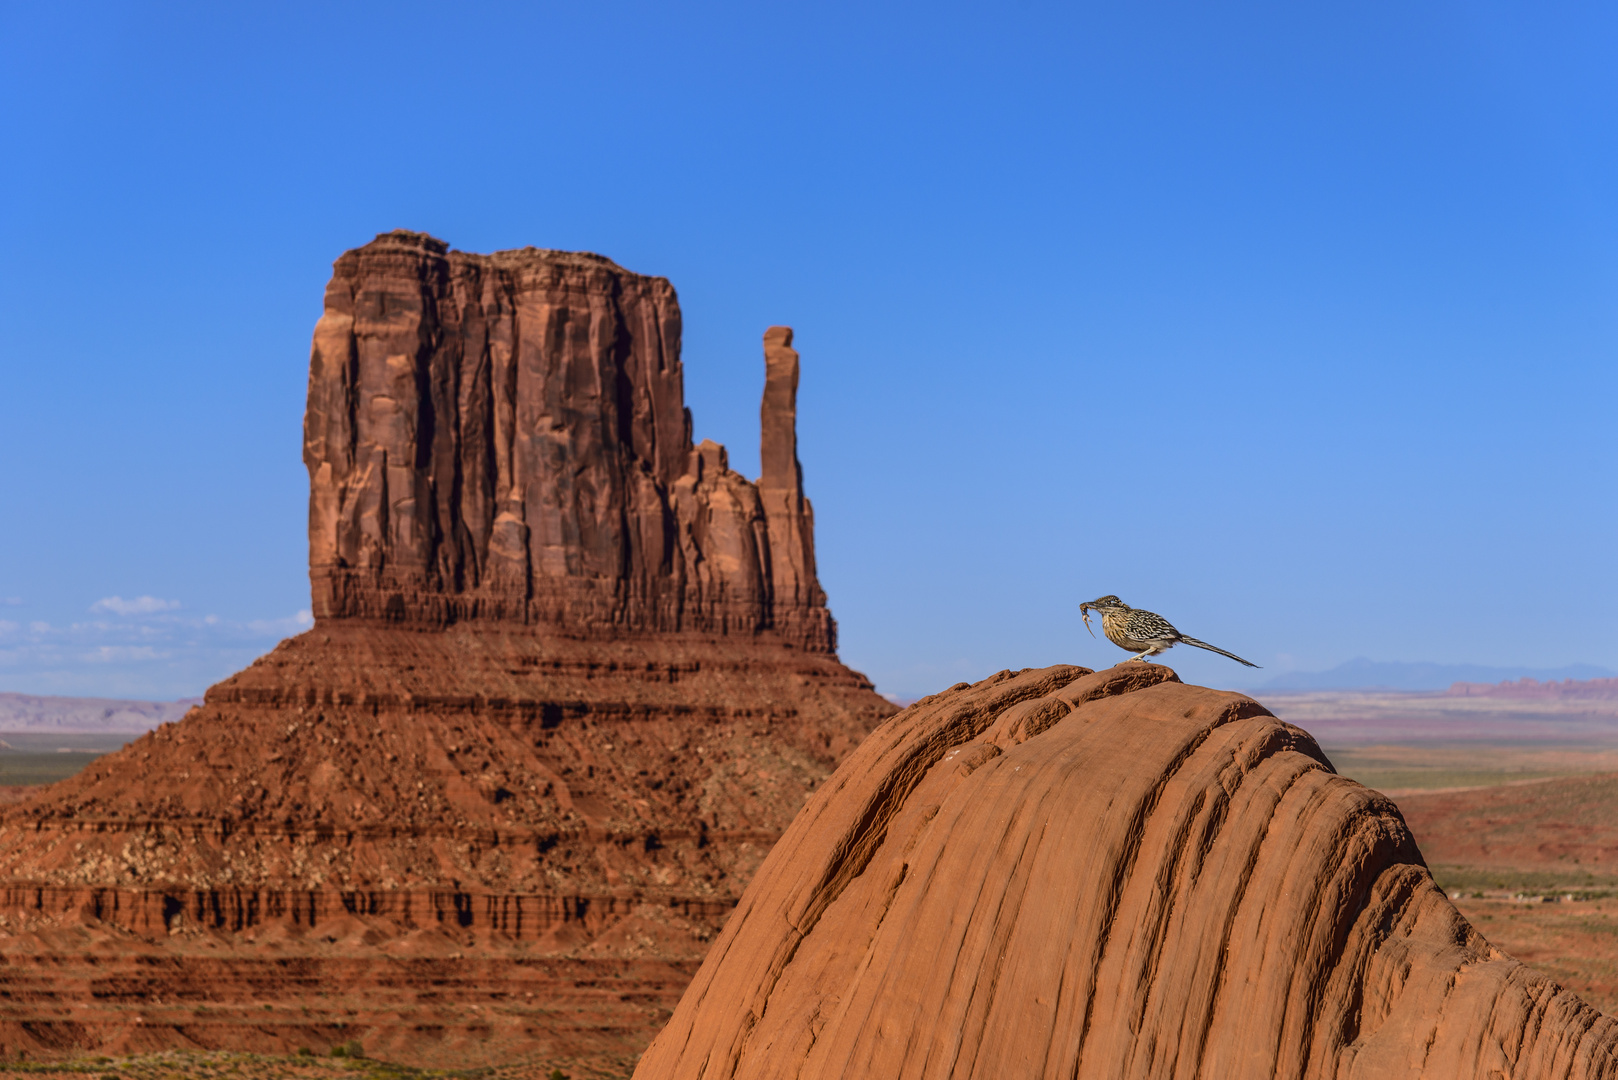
[0,692,199,732]
[1253,659,1618,693]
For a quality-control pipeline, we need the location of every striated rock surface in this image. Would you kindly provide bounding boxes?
[0,232,893,1071]
[305,231,832,650]
[639,664,1618,1080]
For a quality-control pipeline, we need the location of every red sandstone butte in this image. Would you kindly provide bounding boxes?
[0,231,893,1070]
[303,232,831,648]
[638,664,1618,1080]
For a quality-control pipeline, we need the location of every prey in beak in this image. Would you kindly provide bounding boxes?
[1079,594,1128,640]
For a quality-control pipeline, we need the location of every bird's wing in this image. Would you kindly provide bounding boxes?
[1125,610,1179,641]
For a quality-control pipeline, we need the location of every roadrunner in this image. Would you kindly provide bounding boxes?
[1079,595,1260,668]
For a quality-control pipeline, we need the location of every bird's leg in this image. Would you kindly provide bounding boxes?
[1130,649,1156,663]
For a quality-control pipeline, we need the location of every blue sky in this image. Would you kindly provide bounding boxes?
[1,1,1614,699]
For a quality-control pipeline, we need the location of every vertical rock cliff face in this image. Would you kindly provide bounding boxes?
[305,230,832,650]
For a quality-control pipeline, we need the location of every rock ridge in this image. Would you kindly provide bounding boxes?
[638,664,1618,1080]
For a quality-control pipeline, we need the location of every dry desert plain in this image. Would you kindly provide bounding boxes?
[2,682,1618,1078]
[1275,685,1618,1016]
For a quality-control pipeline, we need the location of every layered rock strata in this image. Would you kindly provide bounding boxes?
[0,232,893,1070]
[0,627,882,896]
[640,664,1618,1080]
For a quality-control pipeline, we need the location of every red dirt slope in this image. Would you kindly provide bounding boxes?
[1397,772,1618,874]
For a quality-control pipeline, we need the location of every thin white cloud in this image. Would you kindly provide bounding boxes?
[0,606,316,697]
[91,595,181,615]
[244,609,315,636]
[2,597,21,606]
[82,645,169,663]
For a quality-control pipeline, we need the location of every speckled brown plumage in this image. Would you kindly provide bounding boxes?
[1079,594,1259,667]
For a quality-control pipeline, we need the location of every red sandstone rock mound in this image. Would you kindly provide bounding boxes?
[639,664,1618,1080]
[0,232,893,1070]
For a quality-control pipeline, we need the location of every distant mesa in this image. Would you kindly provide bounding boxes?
[0,230,894,1068]
[641,665,1618,1080]
[1447,676,1618,700]
[1258,657,1617,693]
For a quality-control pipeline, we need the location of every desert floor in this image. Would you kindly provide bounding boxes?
[7,688,1618,1077]
[1302,686,1618,1017]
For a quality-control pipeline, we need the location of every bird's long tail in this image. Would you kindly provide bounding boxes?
[1180,636,1261,668]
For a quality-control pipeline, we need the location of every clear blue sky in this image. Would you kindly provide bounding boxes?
[1,1,1614,700]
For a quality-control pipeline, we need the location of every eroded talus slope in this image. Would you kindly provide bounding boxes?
[0,627,884,896]
[638,665,1618,1080]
